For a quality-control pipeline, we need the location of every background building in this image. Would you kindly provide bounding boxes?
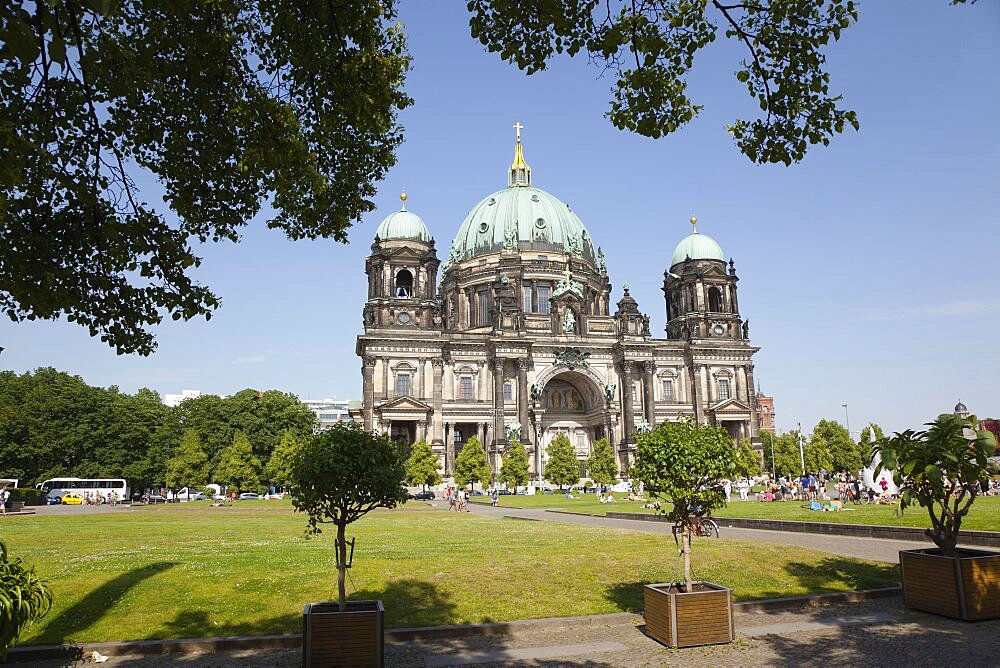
[354,130,762,479]
[301,398,355,430]
[756,386,776,434]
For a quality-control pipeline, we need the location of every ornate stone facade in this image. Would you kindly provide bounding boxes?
[354,130,761,481]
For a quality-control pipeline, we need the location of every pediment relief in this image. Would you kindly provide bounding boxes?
[377,396,433,413]
[709,397,750,413]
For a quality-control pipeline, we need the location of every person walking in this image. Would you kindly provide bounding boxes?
[0,485,8,516]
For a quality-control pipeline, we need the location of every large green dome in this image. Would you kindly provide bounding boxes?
[445,186,596,265]
[375,194,431,242]
[670,229,725,267]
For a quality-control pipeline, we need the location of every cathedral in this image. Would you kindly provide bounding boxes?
[353,127,762,480]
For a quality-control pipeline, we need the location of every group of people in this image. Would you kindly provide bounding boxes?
[79,490,121,505]
[444,487,470,511]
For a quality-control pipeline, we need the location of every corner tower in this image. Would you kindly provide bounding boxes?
[662,216,745,341]
[363,192,441,331]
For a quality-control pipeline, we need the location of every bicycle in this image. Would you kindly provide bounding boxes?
[671,515,720,546]
[844,487,869,504]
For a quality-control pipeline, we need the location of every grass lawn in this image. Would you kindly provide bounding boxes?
[494,493,1000,531]
[3,501,899,645]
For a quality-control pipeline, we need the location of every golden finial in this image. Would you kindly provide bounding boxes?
[690,214,698,232]
[400,189,408,210]
[508,122,531,187]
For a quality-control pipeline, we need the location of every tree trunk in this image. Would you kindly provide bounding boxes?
[683,527,693,593]
[336,523,347,611]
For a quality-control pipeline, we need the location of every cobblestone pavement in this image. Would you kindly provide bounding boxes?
[33,598,999,666]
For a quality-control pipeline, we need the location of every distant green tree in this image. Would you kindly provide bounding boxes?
[585,438,618,487]
[499,439,530,492]
[263,431,300,490]
[804,432,834,474]
[761,431,802,478]
[859,423,886,467]
[405,439,442,491]
[735,438,762,481]
[213,431,262,493]
[454,436,491,490]
[165,429,210,496]
[544,434,580,490]
[813,419,860,473]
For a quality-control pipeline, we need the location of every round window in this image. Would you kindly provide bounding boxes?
[534,218,546,229]
[478,222,489,234]
[397,312,412,324]
[531,194,540,202]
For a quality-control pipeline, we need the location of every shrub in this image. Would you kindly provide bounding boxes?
[0,540,53,658]
[8,489,45,506]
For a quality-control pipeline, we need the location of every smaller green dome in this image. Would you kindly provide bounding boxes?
[375,192,432,242]
[670,226,725,267]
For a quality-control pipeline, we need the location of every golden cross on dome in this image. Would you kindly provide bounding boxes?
[513,121,523,141]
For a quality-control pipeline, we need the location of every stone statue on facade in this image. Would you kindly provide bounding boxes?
[505,420,522,442]
[742,320,749,339]
[530,383,543,402]
[604,383,616,405]
[562,308,576,334]
[635,419,652,434]
[597,246,607,273]
[503,225,517,252]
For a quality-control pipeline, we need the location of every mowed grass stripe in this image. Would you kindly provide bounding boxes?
[4,502,898,645]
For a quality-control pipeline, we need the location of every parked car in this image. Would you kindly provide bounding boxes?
[61,493,84,505]
[184,492,209,501]
[409,490,435,500]
[237,492,260,500]
[146,494,168,504]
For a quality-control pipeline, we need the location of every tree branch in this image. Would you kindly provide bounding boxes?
[712,0,773,125]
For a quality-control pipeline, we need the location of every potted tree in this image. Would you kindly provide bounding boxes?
[633,419,738,648]
[291,424,408,667]
[875,413,999,621]
[1,540,53,660]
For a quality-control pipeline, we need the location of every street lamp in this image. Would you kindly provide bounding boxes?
[797,421,805,475]
[535,420,543,486]
[842,403,851,439]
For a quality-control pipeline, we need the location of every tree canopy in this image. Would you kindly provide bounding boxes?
[290,423,407,610]
[585,437,618,486]
[1,1,410,354]
[469,0,860,165]
[544,434,580,490]
[165,429,210,494]
[405,438,442,490]
[263,431,300,490]
[811,419,860,473]
[213,430,262,493]
[761,430,801,479]
[454,436,491,489]
[633,418,739,590]
[499,438,530,491]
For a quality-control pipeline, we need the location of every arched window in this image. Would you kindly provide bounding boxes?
[708,286,722,312]
[395,269,413,298]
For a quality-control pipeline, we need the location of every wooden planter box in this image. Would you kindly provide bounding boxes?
[899,548,1000,621]
[643,582,734,648]
[302,600,384,667]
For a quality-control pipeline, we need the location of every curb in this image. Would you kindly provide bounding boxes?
[2,588,902,664]
[601,512,1000,548]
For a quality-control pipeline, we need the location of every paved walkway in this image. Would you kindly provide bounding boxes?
[37,598,1000,666]
[450,501,930,563]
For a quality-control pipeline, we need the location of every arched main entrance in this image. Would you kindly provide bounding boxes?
[531,369,616,480]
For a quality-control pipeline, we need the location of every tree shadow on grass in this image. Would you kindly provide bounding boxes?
[37,562,177,645]
[754,557,900,600]
[351,577,459,628]
[158,610,300,639]
[603,581,651,613]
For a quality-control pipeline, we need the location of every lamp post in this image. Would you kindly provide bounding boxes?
[535,420,543,487]
[493,408,504,486]
[842,403,851,439]
[797,421,805,475]
[769,433,776,481]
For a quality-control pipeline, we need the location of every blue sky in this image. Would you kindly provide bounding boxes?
[2,1,998,436]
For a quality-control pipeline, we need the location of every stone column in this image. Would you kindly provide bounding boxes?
[417,421,426,442]
[418,359,426,399]
[362,356,376,432]
[493,358,505,452]
[642,360,656,427]
[746,364,760,439]
[444,422,454,475]
[735,365,747,402]
[381,356,390,399]
[432,358,444,444]
[620,361,635,445]
[478,361,487,402]
[517,358,531,445]
[477,422,485,444]
[691,363,704,423]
